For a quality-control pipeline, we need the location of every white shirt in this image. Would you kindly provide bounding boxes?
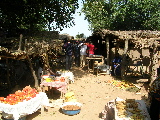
[80,44,87,55]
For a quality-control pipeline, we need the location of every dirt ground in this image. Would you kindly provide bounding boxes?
[25,66,149,120]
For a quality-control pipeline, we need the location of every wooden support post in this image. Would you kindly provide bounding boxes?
[18,34,23,51]
[6,58,11,90]
[105,37,110,65]
[24,39,38,88]
[150,42,159,85]
[121,39,128,79]
[41,105,44,115]
[27,54,39,88]
[24,39,27,51]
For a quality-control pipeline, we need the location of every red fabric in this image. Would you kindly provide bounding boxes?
[87,44,95,55]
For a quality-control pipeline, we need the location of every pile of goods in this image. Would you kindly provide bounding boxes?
[0,86,39,105]
[64,92,77,102]
[43,75,65,82]
[115,98,148,119]
[106,80,140,92]
[62,105,81,110]
[60,102,82,115]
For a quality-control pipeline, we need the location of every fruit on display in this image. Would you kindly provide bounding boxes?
[65,92,77,102]
[0,86,39,105]
[115,99,145,119]
[106,80,140,92]
[60,77,65,82]
[45,78,52,82]
[0,97,5,104]
[54,77,65,82]
[45,77,65,82]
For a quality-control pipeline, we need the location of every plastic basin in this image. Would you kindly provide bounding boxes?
[62,109,81,115]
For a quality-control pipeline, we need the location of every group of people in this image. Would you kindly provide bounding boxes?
[62,40,96,70]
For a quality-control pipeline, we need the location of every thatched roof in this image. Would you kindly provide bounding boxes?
[93,30,160,48]
[0,47,27,60]
[94,30,160,40]
[0,39,63,60]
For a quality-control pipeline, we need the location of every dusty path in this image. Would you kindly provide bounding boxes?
[26,66,149,120]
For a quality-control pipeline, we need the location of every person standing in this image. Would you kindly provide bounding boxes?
[63,40,73,70]
[87,41,96,69]
[87,41,96,57]
[148,75,160,120]
[79,41,88,68]
[73,41,80,67]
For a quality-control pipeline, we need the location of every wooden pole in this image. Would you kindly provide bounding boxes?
[24,39,27,51]
[18,34,23,51]
[6,58,11,90]
[150,41,159,85]
[121,39,128,79]
[25,43,39,88]
[27,54,39,88]
[105,37,110,65]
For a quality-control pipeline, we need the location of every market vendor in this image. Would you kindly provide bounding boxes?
[111,53,122,76]
[148,75,160,120]
[44,64,60,76]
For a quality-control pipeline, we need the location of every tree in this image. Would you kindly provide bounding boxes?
[0,0,79,36]
[75,33,85,39]
[82,0,160,31]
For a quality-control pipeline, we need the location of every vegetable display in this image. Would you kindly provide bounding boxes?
[64,92,77,102]
[62,105,80,110]
[0,86,39,105]
[115,99,146,119]
[106,80,140,92]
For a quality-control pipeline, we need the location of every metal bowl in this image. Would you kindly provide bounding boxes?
[60,102,82,116]
[61,109,81,115]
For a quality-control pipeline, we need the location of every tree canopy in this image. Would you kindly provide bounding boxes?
[75,33,85,39]
[82,0,160,31]
[0,0,79,36]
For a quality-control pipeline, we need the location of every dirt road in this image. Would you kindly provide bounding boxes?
[26,66,149,120]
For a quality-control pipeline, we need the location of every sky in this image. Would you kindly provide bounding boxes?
[57,1,92,38]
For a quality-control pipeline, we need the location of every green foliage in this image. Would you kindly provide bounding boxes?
[82,0,160,31]
[0,0,79,36]
[75,33,85,39]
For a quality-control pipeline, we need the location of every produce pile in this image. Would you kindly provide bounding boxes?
[64,92,77,102]
[0,86,39,105]
[106,79,140,92]
[115,99,146,119]
[62,105,81,110]
[44,76,65,82]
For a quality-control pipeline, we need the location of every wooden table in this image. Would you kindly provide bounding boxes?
[93,64,110,76]
[0,92,50,120]
[40,75,68,99]
[101,97,151,120]
[86,56,104,73]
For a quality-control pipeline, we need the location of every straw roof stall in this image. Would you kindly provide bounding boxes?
[91,30,160,84]
[0,31,62,88]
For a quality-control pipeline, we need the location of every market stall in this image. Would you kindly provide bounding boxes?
[101,97,151,120]
[0,86,50,120]
[40,79,68,98]
[86,55,104,73]
[40,71,74,99]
